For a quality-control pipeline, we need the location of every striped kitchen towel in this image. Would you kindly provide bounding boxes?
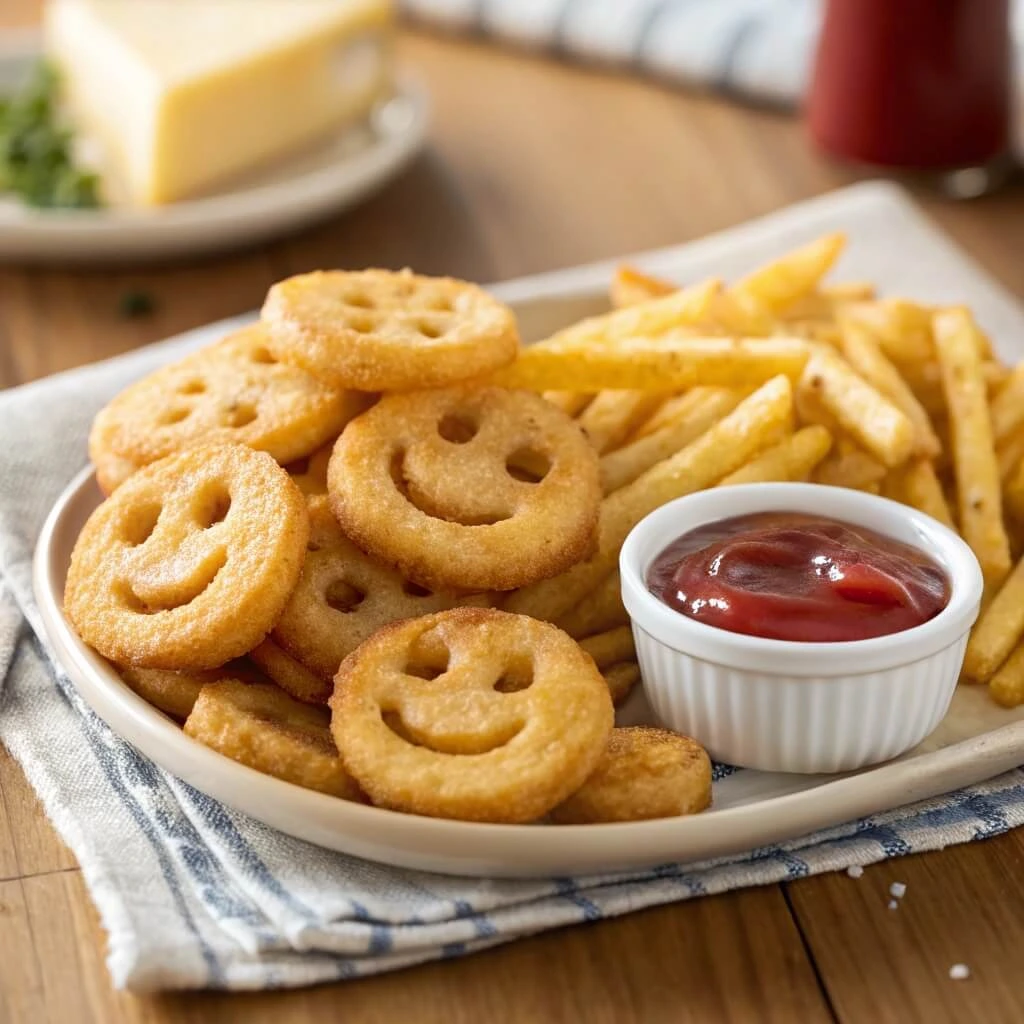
[2,329,1024,991]
[402,0,1024,108]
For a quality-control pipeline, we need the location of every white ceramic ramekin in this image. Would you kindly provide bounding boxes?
[620,483,984,773]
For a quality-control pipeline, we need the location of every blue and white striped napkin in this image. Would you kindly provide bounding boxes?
[1,331,1024,990]
[402,0,1024,109]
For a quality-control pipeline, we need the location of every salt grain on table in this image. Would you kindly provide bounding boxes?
[889,881,907,899]
[888,899,899,910]
[847,865,864,879]
[949,964,971,981]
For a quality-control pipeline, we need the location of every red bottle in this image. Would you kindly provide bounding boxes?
[808,0,1014,194]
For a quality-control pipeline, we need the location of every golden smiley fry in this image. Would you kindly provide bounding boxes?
[328,386,601,592]
[185,680,362,801]
[331,608,614,822]
[88,323,367,489]
[65,444,309,670]
[261,268,519,391]
[271,495,492,683]
[550,727,712,824]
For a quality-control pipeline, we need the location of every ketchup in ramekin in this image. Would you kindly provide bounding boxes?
[646,512,950,644]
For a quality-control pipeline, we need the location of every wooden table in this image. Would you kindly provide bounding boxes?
[3,5,1024,1022]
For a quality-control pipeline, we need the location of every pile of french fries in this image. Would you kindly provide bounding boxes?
[495,233,1024,709]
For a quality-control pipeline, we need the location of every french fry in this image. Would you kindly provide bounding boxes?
[603,661,641,705]
[579,626,636,669]
[998,429,1024,482]
[780,282,874,323]
[984,361,1011,394]
[610,266,675,308]
[843,299,935,366]
[578,391,667,454]
[898,360,947,421]
[799,349,915,467]
[709,288,777,336]
[838,318,941,458]
[554,571,628,638]
[543,390,592,416]
[812,446,888,491]
[1005,458,1024,523]
[631,391,699,439]
[988,362,1024,444]
[504,376,795,622]
[734,233,845,313]
[989,642,1024,707]
[822,282,876,301]
[962,556,1024,681]
[492,337,810,392]
[882,459,955,529]
[720,425,833,486]
[934,307,1011,586]
[600,388,745,493]
[538,278,719,350]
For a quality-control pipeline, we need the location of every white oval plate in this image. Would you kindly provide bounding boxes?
[0,33,428,263]
[31,181,1024,877]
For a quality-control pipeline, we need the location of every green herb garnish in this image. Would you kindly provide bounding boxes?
[118,289,156,318]
[0,61,101,210]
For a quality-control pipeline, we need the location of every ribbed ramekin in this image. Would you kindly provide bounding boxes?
[619,483,984,773]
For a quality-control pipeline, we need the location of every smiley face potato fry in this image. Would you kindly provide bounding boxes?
[185,680,363,801]
[331,609,614,822]
[88,324,365,492]
[550,727,712,824]
[262,268,520,391]
[328,386,601,592]
[66,444,308,669]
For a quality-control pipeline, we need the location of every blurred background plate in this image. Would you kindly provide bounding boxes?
[0,32,429,264]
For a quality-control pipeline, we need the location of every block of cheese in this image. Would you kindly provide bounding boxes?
[44,0,394,206]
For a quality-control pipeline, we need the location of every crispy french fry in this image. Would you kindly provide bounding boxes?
[709,288,777,336]
[962,556,1024,681]
[783,319,843,347]
[720,425,833,486]
[984,361,1011,394]
[600,388,745,493]
[734,233,845,313]
[603,661,641,705]
[538,278,720,350]
[578,391,667,454]
[988,363,1024,445]
[989,642,1024,707]
[610,266,675,308]
[504,376,795,622]
[1005,458,1024,523]
[543,390,592,416]
[843,299,935,366]
[812,446,888,491]
[839,318,941,458]
[492,337,810,392]
[799,349,914,467]
[579,626,636,669]
[631,391,698,439]
[882,459,955,529]
[998,429,1024,482]
[554,571,628,638]
[822,282,875,301]
[934,307,1011,587]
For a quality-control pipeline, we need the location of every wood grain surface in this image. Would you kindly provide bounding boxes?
[2,2,1024,1020]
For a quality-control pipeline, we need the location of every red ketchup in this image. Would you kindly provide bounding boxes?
[647,512,950,644]
[808,0,1012,173]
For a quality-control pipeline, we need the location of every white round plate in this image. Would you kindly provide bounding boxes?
[0,33,428,263]
[33,465,1024,878]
